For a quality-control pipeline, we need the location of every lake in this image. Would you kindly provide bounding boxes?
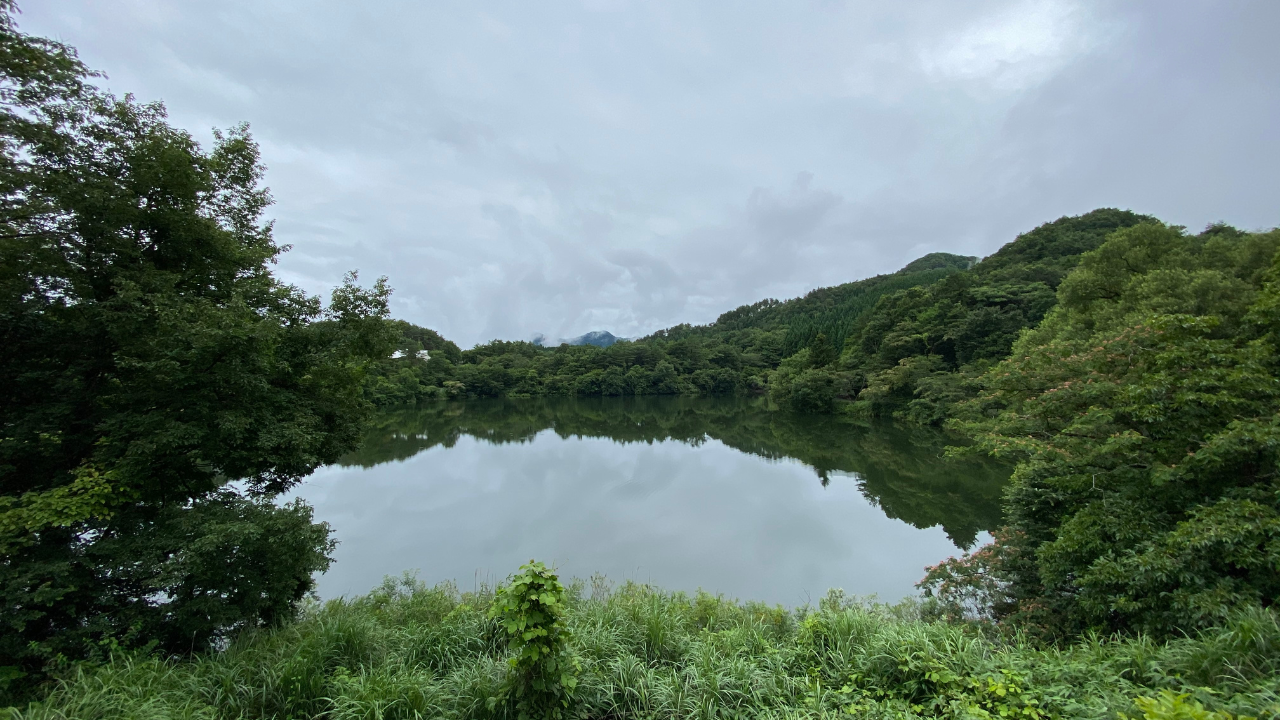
[291,396,1009,606]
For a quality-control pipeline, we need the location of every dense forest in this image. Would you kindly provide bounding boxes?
[366,208,1159,421]
[929,221,1280,639]
[0,6,396,701]
[3,5,1280,718]
[362,252,975,406]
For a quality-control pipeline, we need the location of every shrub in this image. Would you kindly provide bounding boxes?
[488,561,579,719]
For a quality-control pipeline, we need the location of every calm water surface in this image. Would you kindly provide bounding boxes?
[292,396,1009,605]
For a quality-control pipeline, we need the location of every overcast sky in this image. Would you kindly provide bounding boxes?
[22,1,1279,346]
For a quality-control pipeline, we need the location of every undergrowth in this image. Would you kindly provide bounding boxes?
[8,573,1280,720]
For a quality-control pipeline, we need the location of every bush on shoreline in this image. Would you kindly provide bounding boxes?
[11,571,1280,720]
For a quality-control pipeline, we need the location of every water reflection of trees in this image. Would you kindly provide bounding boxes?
[341,397,1009,549]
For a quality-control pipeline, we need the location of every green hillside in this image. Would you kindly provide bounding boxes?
[367,208,1155,422]
[835,208,1155,421]
[666,251,976,358]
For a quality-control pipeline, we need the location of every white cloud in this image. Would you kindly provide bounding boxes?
[920,0,1095,91]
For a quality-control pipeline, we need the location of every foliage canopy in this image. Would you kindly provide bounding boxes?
[0,5,392,697]
[930,222,1280,638]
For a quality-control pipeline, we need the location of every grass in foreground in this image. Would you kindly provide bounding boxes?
[10,574,1280,720]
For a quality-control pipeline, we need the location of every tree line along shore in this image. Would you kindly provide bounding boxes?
[365,208,1213,424]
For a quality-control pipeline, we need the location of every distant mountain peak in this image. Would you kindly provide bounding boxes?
[530,330,625,347]
[565,330,623,347]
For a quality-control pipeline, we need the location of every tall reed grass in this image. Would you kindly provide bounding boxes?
[10,573,1280,720]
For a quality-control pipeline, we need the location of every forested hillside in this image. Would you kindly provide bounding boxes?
[366,208,1154,422]
[929,221,1280,639]
[656,250,975,355]
[362,249,970,404]
[834,208,1155,420]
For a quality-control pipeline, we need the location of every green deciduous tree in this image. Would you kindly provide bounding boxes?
[0,6,393,696]
[936,222,1280,639]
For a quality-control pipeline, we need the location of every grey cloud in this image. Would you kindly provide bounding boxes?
[22,0,1280,346]
[745,173,843,245]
